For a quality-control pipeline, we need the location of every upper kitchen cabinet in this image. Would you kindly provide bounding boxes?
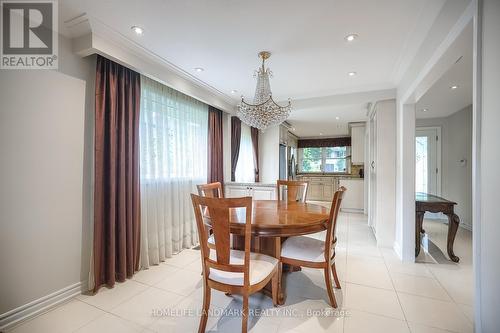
[350,122,366,165]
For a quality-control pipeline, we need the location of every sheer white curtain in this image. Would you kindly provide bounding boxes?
[235,124,255,183]
[139,76,208,268]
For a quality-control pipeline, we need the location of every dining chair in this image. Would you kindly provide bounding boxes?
[197,182,224,249]
[276,180,309,203]
[197,182,224,198]
[191,194,279,333]
[280,186,346,308]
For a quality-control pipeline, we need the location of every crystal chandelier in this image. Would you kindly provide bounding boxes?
[237,51,291,131]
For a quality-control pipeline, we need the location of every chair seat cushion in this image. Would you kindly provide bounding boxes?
[208,250,277,286]
[281,235,331,262]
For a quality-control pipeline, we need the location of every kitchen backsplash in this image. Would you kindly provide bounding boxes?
[350,164,364,177]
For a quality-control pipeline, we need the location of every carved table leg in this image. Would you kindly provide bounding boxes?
[415,211,425,257]
[445,213,460,262]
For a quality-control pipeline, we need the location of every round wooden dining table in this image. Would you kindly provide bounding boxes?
[204,200,330,305]
[220,199,330,235]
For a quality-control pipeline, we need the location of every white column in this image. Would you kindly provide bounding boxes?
[476,0,500,330]
[395,102,415,262]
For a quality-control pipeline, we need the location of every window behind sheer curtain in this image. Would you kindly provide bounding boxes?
[235,124,255,182]
[139,76,208,267]
[140,78,208,181]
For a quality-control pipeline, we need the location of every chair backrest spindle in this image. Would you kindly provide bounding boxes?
[277,180,309,203]
[197,182,224,198]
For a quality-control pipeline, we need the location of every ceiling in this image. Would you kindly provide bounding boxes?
[416,23,473,119]
[289,104,366,137]
[60,0,443,101]
[287,89,395,137]
[60,0,471,137]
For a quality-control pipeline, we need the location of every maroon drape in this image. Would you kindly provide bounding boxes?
[250,127,260,182]
[208,106,224,184]
[93,55,141,292]
[230,116,241,181]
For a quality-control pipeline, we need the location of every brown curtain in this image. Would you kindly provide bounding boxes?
[298,136,351,148]
[250,127,260,182]
[93,55,141,292]
[208,106,224,184]
[230,116,241,181]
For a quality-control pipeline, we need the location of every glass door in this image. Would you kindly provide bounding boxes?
[415,127,441,196]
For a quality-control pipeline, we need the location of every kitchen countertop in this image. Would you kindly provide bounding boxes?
[225,182,276,187]
[297,174,363,179]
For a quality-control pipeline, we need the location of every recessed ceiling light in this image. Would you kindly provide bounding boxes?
[319,132,323,136]
[450,85,459,90]
[231,90,238,94]
[292,127,296,131]
[193,67,204,72]
[345,33,358,42]
[348,71,357,77]
[131,26,144,35]
[422,108,429,112]
[335,116,340,120]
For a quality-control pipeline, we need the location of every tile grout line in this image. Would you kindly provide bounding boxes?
[341,213,350,333]
[379,242,412,332]
[423,263,475,327]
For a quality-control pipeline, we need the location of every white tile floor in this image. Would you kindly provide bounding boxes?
[8,211,474,333]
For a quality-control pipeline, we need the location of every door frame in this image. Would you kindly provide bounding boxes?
[395,1,475,263]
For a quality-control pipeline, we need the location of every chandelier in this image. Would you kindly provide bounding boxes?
[237,51,291,131]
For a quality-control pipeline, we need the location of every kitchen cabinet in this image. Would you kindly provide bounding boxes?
[225,183,277,200]
[298,176,338,201]
[338,178,364,212]
[350,123,366,165]
[308,183,323,200]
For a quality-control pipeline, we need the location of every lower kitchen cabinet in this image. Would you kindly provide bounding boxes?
[298,176,338,201]
[225,183,277,200]
[338,178,364,211]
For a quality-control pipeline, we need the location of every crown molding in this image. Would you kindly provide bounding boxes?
[66,13,237,113]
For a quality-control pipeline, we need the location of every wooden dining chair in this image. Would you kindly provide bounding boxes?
[191,194,279,333]
[276,180,309,203]
[280,186,346,308]
[197,182,224,198]
[197,182,224,249]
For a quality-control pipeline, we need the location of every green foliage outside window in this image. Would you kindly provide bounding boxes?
[300,147,349,173]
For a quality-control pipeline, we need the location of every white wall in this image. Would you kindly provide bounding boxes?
[477,0,500,330]
[259,126,280,183]
[373,100,397,247]
[0,35,95,320]
[416,105,473,229]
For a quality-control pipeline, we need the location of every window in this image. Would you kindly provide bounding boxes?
[139,76,208,181]
[235,124,255,182]
[300,147,322,172]
[139,76,208,265]
[298,146,350,173]
[324,147,348,172]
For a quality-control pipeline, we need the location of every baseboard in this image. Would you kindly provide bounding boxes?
[0,282,83,332]
[340,208,364,213]
[393,241,402,260]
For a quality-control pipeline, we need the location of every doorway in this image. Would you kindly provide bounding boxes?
[415,127,441,196]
